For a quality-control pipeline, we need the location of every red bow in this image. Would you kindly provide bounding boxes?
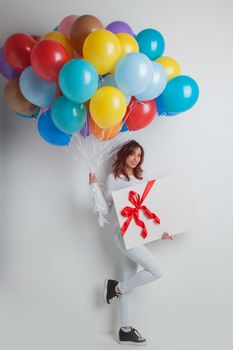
[120,180,160,239]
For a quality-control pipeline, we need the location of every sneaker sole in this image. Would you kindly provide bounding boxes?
[118,340,147,346]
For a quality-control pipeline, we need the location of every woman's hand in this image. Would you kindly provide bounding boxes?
[161,232,173,240]
[89,173,97,185]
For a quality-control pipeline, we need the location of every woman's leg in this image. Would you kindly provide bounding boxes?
[119,253,138,327]
[114,229,162,295]
[118,243,163,294]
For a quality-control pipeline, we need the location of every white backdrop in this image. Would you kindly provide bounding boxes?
[1,1,233,349]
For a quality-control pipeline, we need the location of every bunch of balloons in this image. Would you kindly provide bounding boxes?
[0,14,199,146]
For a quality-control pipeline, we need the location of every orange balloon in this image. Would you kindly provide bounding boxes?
[90,117,122,140]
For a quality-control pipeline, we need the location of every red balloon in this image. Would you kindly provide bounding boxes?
[3,33,36,72]
[124,97,157,131]
[31,39,70,82]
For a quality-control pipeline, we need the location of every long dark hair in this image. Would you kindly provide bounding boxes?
[112,140,144,181]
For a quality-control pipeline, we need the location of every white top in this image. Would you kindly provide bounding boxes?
[105,172,149,205]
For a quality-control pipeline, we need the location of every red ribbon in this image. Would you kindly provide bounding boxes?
[120,180,160,239]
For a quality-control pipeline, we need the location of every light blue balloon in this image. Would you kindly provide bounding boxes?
[59,59,98,103]
[51,96,86,134]
[161,75,199,113]
[99,74,131,104]
[38,109,72,146]
[136,28,165,60]
[19,66,57,107]
[136,62,167,101]
[115,52,153,96]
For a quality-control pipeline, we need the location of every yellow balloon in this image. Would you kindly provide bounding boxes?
[90,86,127,129]
[42,32,73,57]
[156,56,181,81]
[109,33,139,74]
[83,30,121,75]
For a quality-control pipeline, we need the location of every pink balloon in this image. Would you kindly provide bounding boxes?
[58,15,79,38]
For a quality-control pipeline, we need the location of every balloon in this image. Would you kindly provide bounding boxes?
[156,94,178,116]
[124,97,157,130]
[90,117,122,140]
[4,78,37,115]
[59,59,98,103]
[120,121,129,132]
[58,15,79,38]
[106,21,134,36]
[80,110,90,137]
[90,86,126,129]
[51,96,86,134]
[136,28,165,60]
[135,61,167,101]
[115,52,153,96]
[99,74,131,104]
[156,56,181,81]
[31,35,41,42]
[160,75,199,113]
[83,30,121,75]
[3,33,36,72]
[38,109,71,146]
[70,15,104,55]
[0,47,20,80]
[16,106,40,119]
[110,33,139,74]
[42,32,73,57]
[19,66,57,107]
[31,39,70,82]
[116,33,139,55]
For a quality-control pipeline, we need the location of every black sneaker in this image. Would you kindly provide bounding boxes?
[104,279,119,304]
[119,327,147,345]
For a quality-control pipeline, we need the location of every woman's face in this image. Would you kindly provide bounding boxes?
[124,147,142,169]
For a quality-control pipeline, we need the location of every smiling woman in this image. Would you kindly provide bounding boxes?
[89,139,173,345]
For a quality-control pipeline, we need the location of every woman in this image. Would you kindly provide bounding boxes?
[89,140,173,345]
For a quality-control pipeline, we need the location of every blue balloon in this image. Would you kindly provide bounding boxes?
[120,121,129,132]
[161,75,199,113]
[136,62,167,101]
[156,95,178,116]
[38,109,71,146]
[115,52,153,96]
[136,28,165,60]
[59,59,98,103]
[99,74,131,104]
[51,96,86,134]
[19,66,57,107]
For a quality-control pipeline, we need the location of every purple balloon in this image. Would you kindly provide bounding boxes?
[0,47,20,80]
[79,111,90,137]
[106,21,134,36]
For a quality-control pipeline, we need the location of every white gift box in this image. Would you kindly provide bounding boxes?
[112,174,196,250]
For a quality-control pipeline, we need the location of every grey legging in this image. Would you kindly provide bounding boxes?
[114,228,163,327]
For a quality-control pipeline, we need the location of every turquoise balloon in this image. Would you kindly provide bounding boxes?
[136,28,165,60]
[99,74,131,104]
[161,75,199,113]
[115,52,153,96]
[59,59,98,103]
[51,96,86,134]
[19,66,57,107]
[136,62,167,101]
